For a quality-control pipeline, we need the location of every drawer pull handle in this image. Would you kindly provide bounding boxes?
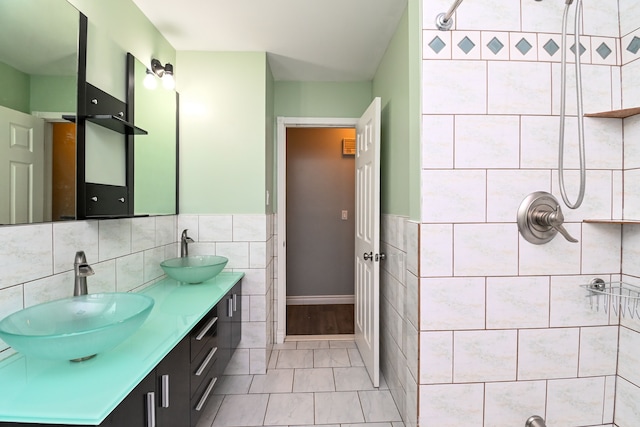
[195,347,217,376]
[161,374,170,408]
[228,298,233,318]
[195,316,218,341]
[146,391,156,427]
[233,293,237,312]
[195,377,217,411]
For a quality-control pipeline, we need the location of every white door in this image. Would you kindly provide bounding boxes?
[354,97,381,387]
[0,106,45,224]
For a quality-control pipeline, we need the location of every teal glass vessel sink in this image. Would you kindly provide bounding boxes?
[160,255,228,284]
[0,293,154,362]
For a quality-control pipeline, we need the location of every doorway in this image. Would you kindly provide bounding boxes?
[285,127,356,336]
[276,117,359,343]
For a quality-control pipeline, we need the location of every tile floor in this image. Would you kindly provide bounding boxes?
[196,339,404,427]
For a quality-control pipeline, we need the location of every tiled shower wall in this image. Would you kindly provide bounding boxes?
[420,0,627,426]
[0,214,274,375]
[379,214,419,427]
[0,216,178,358]
[617,2,640,425]
[178,214,275,375]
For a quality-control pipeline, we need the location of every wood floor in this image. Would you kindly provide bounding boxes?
[286,304,354,335]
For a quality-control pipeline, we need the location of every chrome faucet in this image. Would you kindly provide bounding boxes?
[73,251,95,296]
[181,229,194,257]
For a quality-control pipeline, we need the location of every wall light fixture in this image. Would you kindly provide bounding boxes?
[150,58,175,90]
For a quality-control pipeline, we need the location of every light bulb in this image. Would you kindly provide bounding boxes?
[162,74,175,90]
[143,70,157,90]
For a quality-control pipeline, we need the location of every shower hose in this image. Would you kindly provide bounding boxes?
[558,0,586,209]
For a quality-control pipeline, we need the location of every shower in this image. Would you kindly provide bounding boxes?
[557,0,587,209]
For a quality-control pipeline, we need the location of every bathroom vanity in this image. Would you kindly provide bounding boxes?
[0,272,243,427]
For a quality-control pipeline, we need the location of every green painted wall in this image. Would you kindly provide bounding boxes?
[0,62,30,113]
[177,51,267,214]
[265,63,276,215]
[274,81,372,117]
[67,0,175,67]
[30,75,76,113]
[407,0,421,221]
[372,3,421,220]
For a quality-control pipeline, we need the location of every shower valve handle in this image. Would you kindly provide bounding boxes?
[532,204,578,243]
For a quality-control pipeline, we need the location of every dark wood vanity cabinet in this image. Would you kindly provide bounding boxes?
[0,280,242,427]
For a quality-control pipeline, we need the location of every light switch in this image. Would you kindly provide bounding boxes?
[341,210,348,220]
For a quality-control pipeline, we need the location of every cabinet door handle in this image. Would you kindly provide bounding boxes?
[228,298,233,318]
[195,347,217,376]
[233,293,237,312]
[146,391,156,427]
[161,374,170,408]
[195,377,217,412]
[195,316,218,341]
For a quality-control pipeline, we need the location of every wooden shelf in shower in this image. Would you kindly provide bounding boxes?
[585,107,640,118]
[584,219,640,224]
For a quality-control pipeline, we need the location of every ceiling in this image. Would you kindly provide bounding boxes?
[130,0,407,82]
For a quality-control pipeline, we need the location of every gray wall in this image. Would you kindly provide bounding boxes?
[286,127,356,298]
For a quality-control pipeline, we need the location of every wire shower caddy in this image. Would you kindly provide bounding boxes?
[581,279,640,319]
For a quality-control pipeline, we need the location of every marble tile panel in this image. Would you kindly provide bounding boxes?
[422,61,487,114]
[419,224,452,277]
[143,246,165,283]
[456,0,520,31]
[454,330,517,382]
[359,390,402,422]
[0,223,53,290]
[98,219,131,261]
[276,349,314,369]
[348,348,364,367]
[615,377,640,427]
[23,270,74,306]
[455,115,520,169]
[518,328,579,380]
[549,275,610,327]
[263,392,314,426]
[421,115,453,169]
[297,340,330,349]
[199,215,233,242]
[249,368,293,394]
[334,367,376,391]
[420,277,485,331]
[484,381,547,427]
[546,377,606,426]
[53,220,99,274]
[314,349,351,368]
[486,276,550,329]
[233,215,267,242]
[314,391,364,424]
[419,331,452,384]
[518,223,582,276]
[224,348,250,375]
[488,61,551,115]
[453,224,519,277]
[578,326,618,377]
[293,367,335,392]
[419,383,484,426]
[130,217,156,253]
[329,340,356,349]
[154,216,175,246]
[212,394,269,427]
[216,242,249,269]
[212,375,253,395]
[115,252,144,292]
[177,215,199,242]
[486,170,552,223]
[421,170,486,223]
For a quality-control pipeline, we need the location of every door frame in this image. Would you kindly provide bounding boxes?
[276,116,358,343]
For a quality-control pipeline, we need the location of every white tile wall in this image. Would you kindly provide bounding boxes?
[0,216,177,357]
[420,1,626,425]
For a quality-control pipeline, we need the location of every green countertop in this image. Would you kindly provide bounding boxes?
[0,272,244,425]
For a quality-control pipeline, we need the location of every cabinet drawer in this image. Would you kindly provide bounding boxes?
[190,371,218,427]
[191,344,218,398]
[190,310,217,362]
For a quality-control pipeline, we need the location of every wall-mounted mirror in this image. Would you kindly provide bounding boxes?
[0,0,79,224]
[132,56,178,215]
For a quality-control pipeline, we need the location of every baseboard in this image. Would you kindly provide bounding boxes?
[286,295,355,305]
